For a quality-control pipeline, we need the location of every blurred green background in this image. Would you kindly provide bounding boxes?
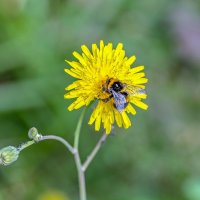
[0,0,200,200]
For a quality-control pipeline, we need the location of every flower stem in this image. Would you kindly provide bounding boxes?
[74,150,86,200]
[17,140,35,151]
[40,135,75,154]
[74,108,86,150]
[73,108,87,200]
[82,133,108,172]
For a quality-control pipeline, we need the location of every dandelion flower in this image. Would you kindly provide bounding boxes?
[64,41,148,134]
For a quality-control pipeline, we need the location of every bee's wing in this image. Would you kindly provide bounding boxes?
[125,84,146,96]
[111,90,127,112]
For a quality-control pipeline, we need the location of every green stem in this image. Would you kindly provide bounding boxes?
[74,108,86,149]
[17,140,35,151]
[73,108,87,200]
[82,133,108,172]
[40,135,75,154]
[74,150,86,200]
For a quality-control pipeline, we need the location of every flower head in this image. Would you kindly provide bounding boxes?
[64,41,148,134]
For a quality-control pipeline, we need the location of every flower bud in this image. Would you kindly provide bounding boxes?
[0,146,20,166]
[28,127,42,142]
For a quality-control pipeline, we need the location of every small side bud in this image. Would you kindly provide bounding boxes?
[0,146,20,166]
[28,127,42,142]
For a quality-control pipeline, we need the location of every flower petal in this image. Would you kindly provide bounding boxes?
[121,112,131,129]
[130,98,148,110]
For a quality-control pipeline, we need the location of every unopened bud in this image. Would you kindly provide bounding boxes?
[28,127,42,142]
[0,146,20,166]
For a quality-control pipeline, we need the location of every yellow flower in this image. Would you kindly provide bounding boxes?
[38,190,69,200]
[64,41,148,134]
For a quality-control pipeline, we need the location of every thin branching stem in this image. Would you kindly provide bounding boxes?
[40,135,75,154]
[74,149,86,200]
[82,133,108,172]
[17,140,35,151]
[73,108,87,200]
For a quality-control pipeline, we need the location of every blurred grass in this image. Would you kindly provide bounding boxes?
[0,0,200,200]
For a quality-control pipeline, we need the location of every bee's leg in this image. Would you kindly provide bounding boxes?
[101,95,113,102]
[121,92,128,96]
[124,101,129,108]
[122,93,129,109]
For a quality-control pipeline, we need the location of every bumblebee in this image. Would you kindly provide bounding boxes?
[101,78,145,112]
